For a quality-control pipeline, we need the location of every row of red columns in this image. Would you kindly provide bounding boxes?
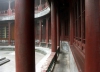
[39,18,49,46]
[70,0,100,72]
[15,0,100,72]
[15,0,60,72]
[39,14,60,48]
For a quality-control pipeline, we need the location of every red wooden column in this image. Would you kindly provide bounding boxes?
[15,0,35,72]
[46,18,49,47]
[39,20,42,44]
[48,20,51,43]
[57,12,60,46]
[51,1,57,52]
[8,22,11,45]
[70,6,74,45]
[42,23,45,42]
[61,21,65,41]
[35,24,36,40]
[85,0,100,72]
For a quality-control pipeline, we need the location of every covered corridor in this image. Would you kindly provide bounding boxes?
[0,0,100,72]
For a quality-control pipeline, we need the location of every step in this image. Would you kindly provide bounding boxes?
[0,57,6,61]
[0,48,14,51]
[0,58,10,66]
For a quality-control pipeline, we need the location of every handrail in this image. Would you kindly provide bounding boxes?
[35,6,50,18]
[35,6,49,14]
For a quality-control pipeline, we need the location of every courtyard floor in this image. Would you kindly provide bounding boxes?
[0,46,50,72]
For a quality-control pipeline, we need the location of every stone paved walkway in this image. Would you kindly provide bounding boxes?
[53,42,70,72]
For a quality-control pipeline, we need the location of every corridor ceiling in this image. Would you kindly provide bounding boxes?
[49,0,70,20]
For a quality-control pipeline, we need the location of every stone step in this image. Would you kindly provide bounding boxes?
[0,57,6,61]
[0,48,14,51]
[0,58,10,66]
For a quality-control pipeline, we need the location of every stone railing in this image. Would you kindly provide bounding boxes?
[35,2,48,13]
[0,10,8,15]
[12,9,15,14]
[0,2,48,16]
[0,9,15,16]
[0,2,50,20]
